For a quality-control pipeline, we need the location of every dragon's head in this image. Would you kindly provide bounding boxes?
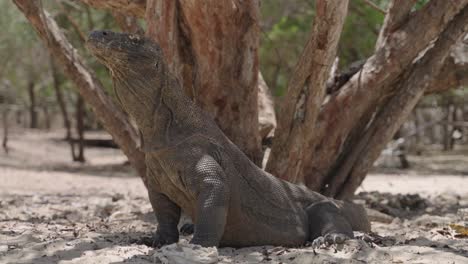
[86,30,163,72]
[87,31,172,129]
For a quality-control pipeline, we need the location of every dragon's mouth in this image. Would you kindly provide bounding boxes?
[86,35,107,55]
[86,36,121,68]
[86,30,118,58]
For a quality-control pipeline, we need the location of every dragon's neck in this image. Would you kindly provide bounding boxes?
[120,70,203,151]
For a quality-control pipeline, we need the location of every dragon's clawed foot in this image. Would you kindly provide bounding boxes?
[136,232,178,248]
[311,233,349,249]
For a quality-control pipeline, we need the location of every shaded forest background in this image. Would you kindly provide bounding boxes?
[1,0,467,197]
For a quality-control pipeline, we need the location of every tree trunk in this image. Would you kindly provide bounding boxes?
[413,108,422,146]
[42,104,51,130]
[268,1,468,198]
[145,0,262,164]
[393,130,410,169]
[73,95,86,162]
[443,102,451,151]
[450,104,460,149]
[2,108,8,154]
[27,81,38,129]
[334,5,468,198]
[426,111,437,144]
[50,58,72,140]
[51,59,79,161]
[266,0,349,183]
[15,109,22,126]
[443,100,459,151]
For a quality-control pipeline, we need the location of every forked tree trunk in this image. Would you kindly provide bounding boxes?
[266,0,349,183]
[268,1,468,198]
[17,0,468,199]
[333,6,468,198]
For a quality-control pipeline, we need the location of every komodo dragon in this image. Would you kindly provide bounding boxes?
[86,30,371,248]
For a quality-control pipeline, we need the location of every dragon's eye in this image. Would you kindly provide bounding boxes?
[128,34,141,42]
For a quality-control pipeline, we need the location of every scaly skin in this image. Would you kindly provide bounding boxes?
[86,30,371,248]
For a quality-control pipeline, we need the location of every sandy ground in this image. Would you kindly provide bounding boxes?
[0,130,467,264]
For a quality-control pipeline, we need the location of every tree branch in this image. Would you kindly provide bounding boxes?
[375,0,417,50]
[300,0,468,191]
[13,0,147,183]
[266,0,349,182]
[336,5,468,198]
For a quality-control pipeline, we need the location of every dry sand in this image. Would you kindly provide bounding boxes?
[0,130,467,263]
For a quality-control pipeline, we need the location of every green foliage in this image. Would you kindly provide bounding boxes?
[260,0,314,96]
[339,0,384,66]
[260,0,386,97]
[415,0,430,9]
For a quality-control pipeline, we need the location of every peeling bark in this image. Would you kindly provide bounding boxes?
[145,0,262,163]
[266,0,349,182]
